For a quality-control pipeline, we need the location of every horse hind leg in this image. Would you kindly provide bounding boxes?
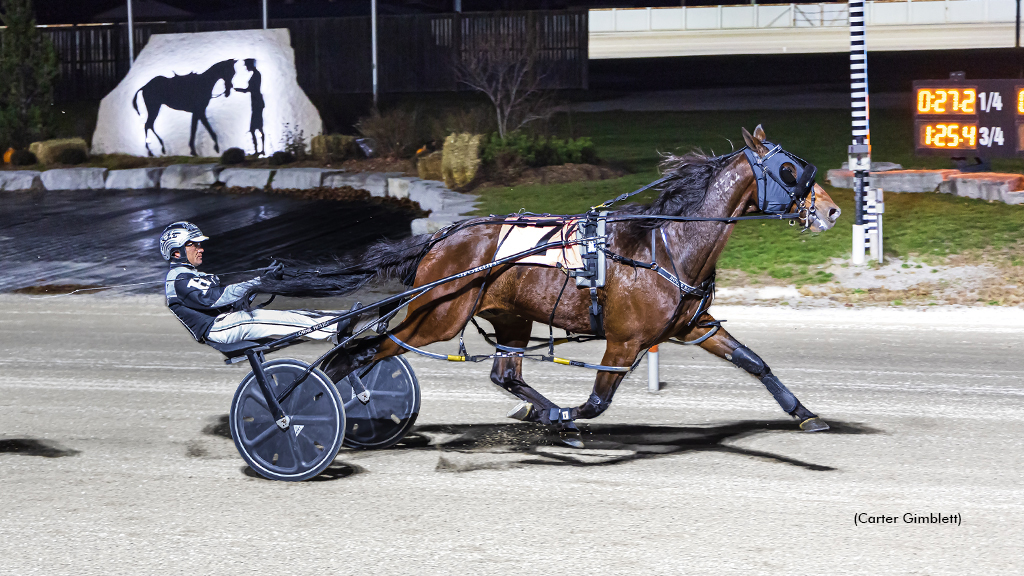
[485,315,560,424]
[198,113,219,153]
[688,317,828,431]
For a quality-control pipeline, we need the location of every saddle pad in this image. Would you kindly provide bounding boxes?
[493,217,585,269]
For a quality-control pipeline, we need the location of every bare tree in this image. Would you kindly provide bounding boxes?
[454,28,551,139]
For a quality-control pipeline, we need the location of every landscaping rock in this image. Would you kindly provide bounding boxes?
[826,169,959,192]
[272,168,337,190]
[29,138,89,165]
[417,151,443,181]
[323,171,369,190]
[160,164,222,189]
[408,180,477,214]
[0,171,43,191]
[41,168,108,190]
[106,168,164,189]
[939,173,1024,204]
[364,172,403,197]
[441,133,484,190]
[840,161,903,171]
[220,168,273,189]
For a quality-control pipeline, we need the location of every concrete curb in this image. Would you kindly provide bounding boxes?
[41,168,109,190]
[0,170,44,191]
[106,168,164,190]
[160,164,222,190]
[219,168,274,189]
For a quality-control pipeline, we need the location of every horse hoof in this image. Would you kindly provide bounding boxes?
[506,402,533,421]
[559,434,584,449]
[799,417,830,432]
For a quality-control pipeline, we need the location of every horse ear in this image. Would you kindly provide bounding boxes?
[753,124,766,141]
[742,126,768,156]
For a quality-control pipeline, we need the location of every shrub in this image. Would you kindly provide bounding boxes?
[220,147,245,165]
[56,146,87,165]
[280,124,307,160]
[269,151,295,166]
[9,149,37,165]
[355,108,418,159]
[481,133,597,169]
[425,106,496,147]
[0,0,59,149]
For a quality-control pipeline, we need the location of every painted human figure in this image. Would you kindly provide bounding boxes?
[234,58,265,156]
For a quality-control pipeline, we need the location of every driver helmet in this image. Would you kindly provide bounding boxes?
[160,221,209,261]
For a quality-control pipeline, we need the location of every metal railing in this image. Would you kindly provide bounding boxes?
[589,0,1015,32]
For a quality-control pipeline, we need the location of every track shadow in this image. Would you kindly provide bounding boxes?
[206,414,878,475]
[399,420,880,473]
[0,438,80,458]
[242,462,364,482]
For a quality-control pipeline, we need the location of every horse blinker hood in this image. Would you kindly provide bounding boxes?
[742,143,817,214]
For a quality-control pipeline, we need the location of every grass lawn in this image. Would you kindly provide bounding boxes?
[473,108,1024,283]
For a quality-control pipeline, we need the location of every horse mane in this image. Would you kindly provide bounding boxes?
[615,150,735,234]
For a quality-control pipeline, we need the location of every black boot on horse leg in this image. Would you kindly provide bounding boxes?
[687,319,828,431]
[322,335,387,383]
[727,346,827,431]
[490,356,559,424]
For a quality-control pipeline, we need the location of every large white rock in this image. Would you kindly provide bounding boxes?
[41,168,108,190]
[160,164,222,189]
[272,168,337,190]
[0,171,43,191]
[220,168,273,189]
[92,29,323,158]
[106,168,164,189]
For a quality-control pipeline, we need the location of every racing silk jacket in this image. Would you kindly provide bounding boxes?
[165,264,259,342]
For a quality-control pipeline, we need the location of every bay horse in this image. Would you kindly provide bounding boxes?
[132,59,236,157]
[253,126,842,447]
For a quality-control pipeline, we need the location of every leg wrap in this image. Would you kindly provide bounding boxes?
[729,346,767,376]
[730,346,799,414]
[760,372,799,414]
[576,392,609,419]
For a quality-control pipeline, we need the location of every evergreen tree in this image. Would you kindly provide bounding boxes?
[0,0,59,149]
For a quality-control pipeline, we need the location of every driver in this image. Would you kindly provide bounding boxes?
[161,221,344,345]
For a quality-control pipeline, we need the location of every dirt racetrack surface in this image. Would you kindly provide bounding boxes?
[1,295,1021,575]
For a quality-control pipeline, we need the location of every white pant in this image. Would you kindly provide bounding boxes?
[206,309,337,344]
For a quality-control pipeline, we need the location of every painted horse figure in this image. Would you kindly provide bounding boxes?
[253,126,842,447]
[132,59,236,157]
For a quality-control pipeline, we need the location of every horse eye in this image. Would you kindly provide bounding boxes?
[780,164,797,186]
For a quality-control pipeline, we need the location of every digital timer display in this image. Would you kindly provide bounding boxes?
[914,79,1020,157]
[918,122,978,150]
[916,87,977,115]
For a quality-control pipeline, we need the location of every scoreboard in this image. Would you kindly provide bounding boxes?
[913,79,1020,157]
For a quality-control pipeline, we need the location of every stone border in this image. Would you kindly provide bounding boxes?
[826,168,1024,204]
[0,166,479,234]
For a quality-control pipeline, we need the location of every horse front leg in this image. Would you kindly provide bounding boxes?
[682,315,829,432]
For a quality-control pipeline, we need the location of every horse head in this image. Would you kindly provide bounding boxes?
[740,125,841,233]
[208,59,237,98]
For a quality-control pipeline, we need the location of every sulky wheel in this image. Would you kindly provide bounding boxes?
[229,359,345,481]
[338,356,420,450]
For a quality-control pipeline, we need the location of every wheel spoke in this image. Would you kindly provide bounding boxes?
[242,385,270,412]
[242,423,279,450]
[290,414,337,425]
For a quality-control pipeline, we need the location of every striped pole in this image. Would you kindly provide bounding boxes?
[849,0,871,265]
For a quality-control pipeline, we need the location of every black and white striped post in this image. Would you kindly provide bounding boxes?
[849,0,871,265]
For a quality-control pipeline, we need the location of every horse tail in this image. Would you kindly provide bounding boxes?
[132,88,143,115]
[249,234,435,299]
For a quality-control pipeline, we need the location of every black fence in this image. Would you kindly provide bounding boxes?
[25,11,587,102]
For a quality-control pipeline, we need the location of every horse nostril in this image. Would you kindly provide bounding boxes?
[828,208,840,221]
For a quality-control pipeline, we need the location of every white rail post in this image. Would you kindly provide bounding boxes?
[849,0,871,265]
[372,0,379,107]
[263,0,268,29]
[647,345,660,393]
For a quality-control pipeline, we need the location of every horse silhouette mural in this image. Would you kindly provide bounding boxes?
[131,59,237,157]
